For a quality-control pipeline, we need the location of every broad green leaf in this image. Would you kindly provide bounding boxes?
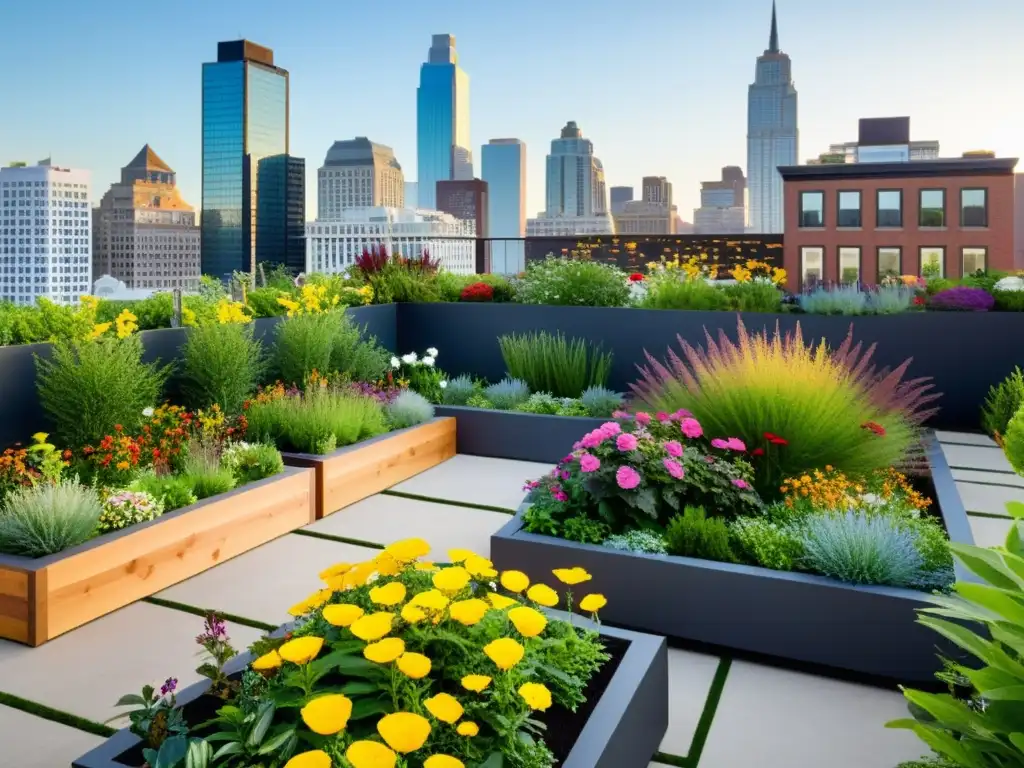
[257,728,296,755]
[113,694,147,708]
[155,737,188,768]
[884,718,919,730]
[351,697,393,721]
[477,753,504,768]
[1006,523,1024,559]
[199,731,238,743]
[310,649,384,680]
[951,543,1024,591]
[1002,549,1024,583]
[1006,501,1024,521]
[337,681,380,696]
[212,741,243,761]
[246,702,276,747]
[963,666,1022,693]
[903,690,983,734]
[185,739,211,768]
[981,685,1024,701]
[1009,732,1024,752]
[917,615,996,662]
[955,582,1024,625]
[908,723,976,765]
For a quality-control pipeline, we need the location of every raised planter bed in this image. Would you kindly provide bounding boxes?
[71,612,668,768]
[281,417,457,519]
[491,432,974,682]
[0,467,315,646]
[435,405,606,463]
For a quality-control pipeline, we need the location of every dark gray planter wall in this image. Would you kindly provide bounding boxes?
[398,303,1021,431]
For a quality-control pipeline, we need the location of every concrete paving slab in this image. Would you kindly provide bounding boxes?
[957,482,1023,516]
[935,430,997,447]
[969,514,1015,549]
[0,704,105,768]
[390,454,552,510]
[952,468,1024,488]
[941,443,1014,473]
[659,648,721,759]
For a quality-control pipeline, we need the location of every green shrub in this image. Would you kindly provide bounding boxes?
[722,281,783,312]
[245,389,388,455]
[992,289,1024,312]
[603,530,668,555]
[562,516,610,545]
[730,517,802,570]
[97,294,174,330]
[130,472,198,512]
[465,393,493,409]
[386,390,435,429]
[499,331,612,398]
[516,257,630,307]
[580,385,623,417]
[981,367,1024,440]
[180,440,237,500]
[272,312,338,385]
[0,479,102,557]
[220,442,285,485]
[367,266,441,304]
[436,272,472,302]
[330,316,391,383]
[641,277,732,311]
[182,322,264,415]
[36,337,171,448]
[556,399,590,416]
[246,287,289,317]
[514,393,562,415]
[664,506,737,562]
[1003,403,1024,475]
[441,374,477,405]
[96,490,164,535]
[484,378,531,410]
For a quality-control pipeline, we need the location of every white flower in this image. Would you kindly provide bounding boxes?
[439,380,448,389]
[142,407,154,418]
[426,347,438,358]
[422,356,435,367]
[390,356,401,369]
[401,352,417,364]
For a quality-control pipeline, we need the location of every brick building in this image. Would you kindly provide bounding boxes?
[779,156,1018,291]
[436,178,489,271]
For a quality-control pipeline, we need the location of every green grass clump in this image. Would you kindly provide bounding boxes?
[0,479,103,557]
[245,390,389,455]
[499,331,612,398]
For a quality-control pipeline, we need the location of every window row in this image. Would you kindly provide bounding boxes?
[799,245,988,286]
[798,188,988,229]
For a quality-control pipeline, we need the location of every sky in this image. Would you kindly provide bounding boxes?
[1,0,1022,223]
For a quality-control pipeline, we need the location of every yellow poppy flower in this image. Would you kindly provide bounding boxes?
[410,589,450,613]
[377,711,432,753]
[251,650,282,671]
[369,581,407,607]
[446,548,476,563]
[461,674,492,692]
[300,694,353,735]
[424,756,465,768]
[278,636,324,665]
[526,583,559,607]
[448,598,489,626]
[483,638,524,671]
[508,606,547,638]
[432,566,471,594]
[464,555,497,579]
[500,570,530,593]
[343,561,379,589]
[364,637,406,664]
[350,612,395,641]
[401,604,427,624]
[486,592,517,610]
[318,561,353,581]
[579,593,608,613]
[346,740,397,768]
[518,682,553,711]
[414,561,437,572]
[323,603,365,627]
[456,721,480,736]
[287,599,312,617]
[305,588,334,610]
[552,567,592,586]
[283,750,331,768]
[373,552,402,576]
[383,537,431,563]
[396,652,431,679]
[424,693,464,724]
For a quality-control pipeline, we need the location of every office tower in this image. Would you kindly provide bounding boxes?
[254,154,306,274]
[481,139,527,271]
[693,166,747,234]
[610,186,633,214]
[405,182,419,209]
[817,117,940,164]
[747,1,798,233]
[93,145,200,292]
[613,201,674,234]
[318,138,405,219]
[417,34,471,209]
[642,176,673,208]
[202,39,298,279]
[0,160,91,305]
[436,179,488,239]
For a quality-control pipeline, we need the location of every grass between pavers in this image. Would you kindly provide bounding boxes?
[966,509,1015,520]
[142,596,278,632]
[0,690,116,738]
[381,488,517,515]
[948,463,1017,476]
[683,656,732,766]
[292,529,386,549]
[958,477,1024,489]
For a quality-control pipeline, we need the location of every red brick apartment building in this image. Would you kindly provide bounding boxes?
[779,156,1018,291]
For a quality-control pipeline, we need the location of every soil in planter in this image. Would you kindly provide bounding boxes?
[112,636,629,767]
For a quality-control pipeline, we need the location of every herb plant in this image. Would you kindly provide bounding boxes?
[0,478,103,557]
[181,321,264,415]
[499,331,613,398]
[516,256,630,308]
[386,390,436,429]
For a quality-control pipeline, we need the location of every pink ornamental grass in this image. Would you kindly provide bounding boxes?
[580,453,601,473]
[664,440,683,458]
[616,433,639,452]
[663,458,685,479]
[616,465,642,490]
[680,418,703,439]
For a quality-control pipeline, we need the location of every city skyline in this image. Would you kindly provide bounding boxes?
[2,0,1022,229]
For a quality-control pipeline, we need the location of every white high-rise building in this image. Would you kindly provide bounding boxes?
[529,121,613,236]
[0,161,92,305]
[318,138,404,219]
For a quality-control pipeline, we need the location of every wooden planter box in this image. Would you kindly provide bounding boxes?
[72,613,668,768]
[281,417,456,519]
[0,468,315,647]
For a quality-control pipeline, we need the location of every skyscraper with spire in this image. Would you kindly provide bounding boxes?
[746,1,798,233]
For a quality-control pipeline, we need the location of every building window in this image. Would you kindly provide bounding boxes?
[919,246,945,278]
[961,188,988,227]
[877,247,901,280]
[799,191,825,228]
[919,189,945,227]
[800,246,824,286]
[876,190,902,227]
[962,247,987,275]
[837,191,861,227]
[839,247,861,284]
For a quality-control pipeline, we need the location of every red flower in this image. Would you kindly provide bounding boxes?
[913,296,925,306]
[459,282,495,302]
[61,449,73,460]
[114,424,123,432]
[763,432,788,446]
[861,421,886,436]
[751,448,765,457]
[628,272,645,282]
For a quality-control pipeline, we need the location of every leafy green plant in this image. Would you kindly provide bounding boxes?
[665,506,737,562]
[981,367,1024,442]
[440,374,478,405]
[484,377,531,410]
[395,348,447,402]
[179,439,236,501]
[514,392,562,415]
[640,277,732,311]
[330,316,391,383]
[245,390,388,455]
[580,385,623,417]
[0,478,102,557]
[36,337,170,448]
[386,390,435,429]
[730,517,803,570]
[993,289,1024,312]
[561,515,610,545]
[1003,403,1024,475]
[272,312,339,386]
[108,679,212,768]
[516,256,630,307]
[131,472,199,512]
[96,490,164,535]
[181,322,264,415]
[220,442,285,485]
[722,281,783,312]
[603,529,668,555]
[499,331,613,398]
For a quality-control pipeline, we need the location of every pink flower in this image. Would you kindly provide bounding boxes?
[664,440,683,458]
[634,412,652,426]
[579,453,601,473]
[612,410,631,419]
[616,466,641,490]
[725,437,746,452]
[578,429,607,449]
[732,478,750,490]
[553,489,569,502]
[663,458,685,479]
[656,411,670,422]
[600,422,622,437]
[711,438,729,450]
[673,409,692,420]
[616,433,639,452]
[680,418,703,439]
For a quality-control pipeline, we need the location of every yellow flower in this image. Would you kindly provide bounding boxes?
[552,567,592,586]
[409,589,449,613]
[461,674,492,692]
[384,537,431,563]
[284,750,331,768]
[251,650,282,671]
[372,552,402,576]
[425,757,465,768]
[424,693,464,724]
[456,721,479,737]
[300,694,353,735]
[486,592,517,610]
[116,460,130,471]
[377,712,432,753]
[323,603,365,627]
[364,637,406,663]
[342,561,379,589]
[401,604,427,624]
[319,562,353,581]
[346,740,397,768]
[526,583,559,607]
[579,594,608,613]
[305,588,333,610]
[500,570,529,593]
[369,581,407,607]
[433,566,471,594]
[508,606,547,638]
[278,636,324,665]
[414,561,437,572]
[448,598,489,626]
[483,638,524,671]
[88,322,112,340]
[31,432,49,443]
[446,548,476,563]
[518,682,553,711]
[396,652,431,679]
[464,555,497,579]
[350,612,395,641]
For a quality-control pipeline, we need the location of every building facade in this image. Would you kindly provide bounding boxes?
[529,121,613,236]
[747,2,798,234]
[610,186,633,213]
[694,166,747,234]
[481,139,526,274]
[416,34,471,210]
[318,138,404,218]
[404,181,419,209]
[306,207,475,276]
[614,201,673,234]
[253,154,306,274]
[642,176,673,208]
[526,215,614,237]
[93,145,200,292]
[815,118,940,165]
[781,156,1018,291]
[436,179,488,238]
[0,161,91,305]
[1015,173,1024,268]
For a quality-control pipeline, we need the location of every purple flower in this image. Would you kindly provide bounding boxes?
[732,478,750,490]
[663,458,685,479]
[160,677,178,696]
[664,440,683,458]
[579,453,601,473]
[616,433,639,452]
[600,422,622,437]
[522,479,540,492]
[615,466,642,490]
[711,438,729,450]
[634,412,652,426]
[559,469,570,481]
[929,286,995,312]
[680,418,703,439]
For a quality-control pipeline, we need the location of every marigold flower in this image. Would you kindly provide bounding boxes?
[369,581,407,607]
[346,740,397,768]
[500,570,530,593]
[456,720,479,737]
[364,637,406,663]
[518,682,553,711]
[424,692,464,724]
[526,583,559,607]
[433,566,471,593]
[401,604,427,624]
[377,711,432,753]
[446,548,476,563]
[580,594,608,613]
[319,562,353,581]
[305,588,333,610]
[483,638,525,671]
[278,636,324,665]
[396,651,432,679]
[283,750,331,768]
[383,537,430,563]
[300,694,353,735]
[486,592,517,610]
[508,605,547,637]
[552,567,591,586]
[373,552,402,576]
[350,612,395,641]
[323,603,365,627]
[461,674,492,692]
[448,598,489,626]
[409,589,449,613]
[251,649,282,671]
[424,757,465,768]
[464,555,497,579]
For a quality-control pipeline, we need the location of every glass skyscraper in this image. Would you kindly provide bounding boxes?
[416,34,471,210]
[481,139,526,273]
[746,2,798,234]
[201,40,293,279]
